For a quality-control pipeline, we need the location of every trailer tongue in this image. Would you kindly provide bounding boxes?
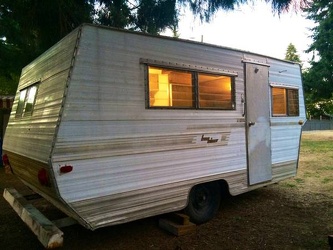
[3,188,64,249]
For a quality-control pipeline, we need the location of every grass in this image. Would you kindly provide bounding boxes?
[280,182,297,188]
[319,165,333,171]
[295,131,333,249]
[322,177,333,184]
[294,178,305,184]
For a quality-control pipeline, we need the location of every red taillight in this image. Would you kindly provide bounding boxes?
[59,165,73,174]
[2,154,9,166]
[2,154,13,174]
[38,168,50,186]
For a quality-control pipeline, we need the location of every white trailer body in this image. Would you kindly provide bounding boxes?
[3,24,306,230]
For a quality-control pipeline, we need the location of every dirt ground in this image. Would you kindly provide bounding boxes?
[0,131,332,250]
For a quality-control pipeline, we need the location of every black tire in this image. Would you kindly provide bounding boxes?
[184,182,221,224]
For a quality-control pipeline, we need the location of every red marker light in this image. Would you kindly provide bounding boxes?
[59,165,73,174]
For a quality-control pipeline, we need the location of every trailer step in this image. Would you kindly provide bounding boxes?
[3,188,64,249]
[159,213,196,236]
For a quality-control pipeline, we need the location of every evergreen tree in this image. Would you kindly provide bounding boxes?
[303,0,333,117]
[0,0,94,95]
[285,43,301,63]
[96,0,132,28]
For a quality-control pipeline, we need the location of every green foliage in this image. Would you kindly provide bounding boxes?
[96,0,132,28]
[284,43,301,63]
[0,0,94,95]
[182,0,306,22]
[0,74,19,95]
[185,0,236,22]
[303,0,333,118]
[135,0,178,34]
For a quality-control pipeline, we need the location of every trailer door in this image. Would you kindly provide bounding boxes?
[245,62,272,185]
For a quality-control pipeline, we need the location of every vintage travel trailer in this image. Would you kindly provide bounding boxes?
[3,24,306,247]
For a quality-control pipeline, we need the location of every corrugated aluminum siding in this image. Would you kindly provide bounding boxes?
[268,59,306,168]
[52,25,248,229]
[3,28,80,198]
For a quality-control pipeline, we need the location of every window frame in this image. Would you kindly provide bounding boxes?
[271,85,299,117]
[145,64,236,111]
[15,83,39,118]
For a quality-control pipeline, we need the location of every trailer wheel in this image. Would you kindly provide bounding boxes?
[185,182,221,224]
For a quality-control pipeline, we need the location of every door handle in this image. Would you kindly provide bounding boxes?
[248,121,255,127]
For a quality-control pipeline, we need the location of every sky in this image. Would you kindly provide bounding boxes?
[163,1,315,67]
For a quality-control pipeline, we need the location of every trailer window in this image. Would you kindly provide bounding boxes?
[148,66,194,108]
[272,87,299,116]
[198,73,233,109]
[147,66,235,110]
[16,84,39,117]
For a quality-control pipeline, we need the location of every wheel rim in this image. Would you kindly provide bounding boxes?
[193,186,210,211]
